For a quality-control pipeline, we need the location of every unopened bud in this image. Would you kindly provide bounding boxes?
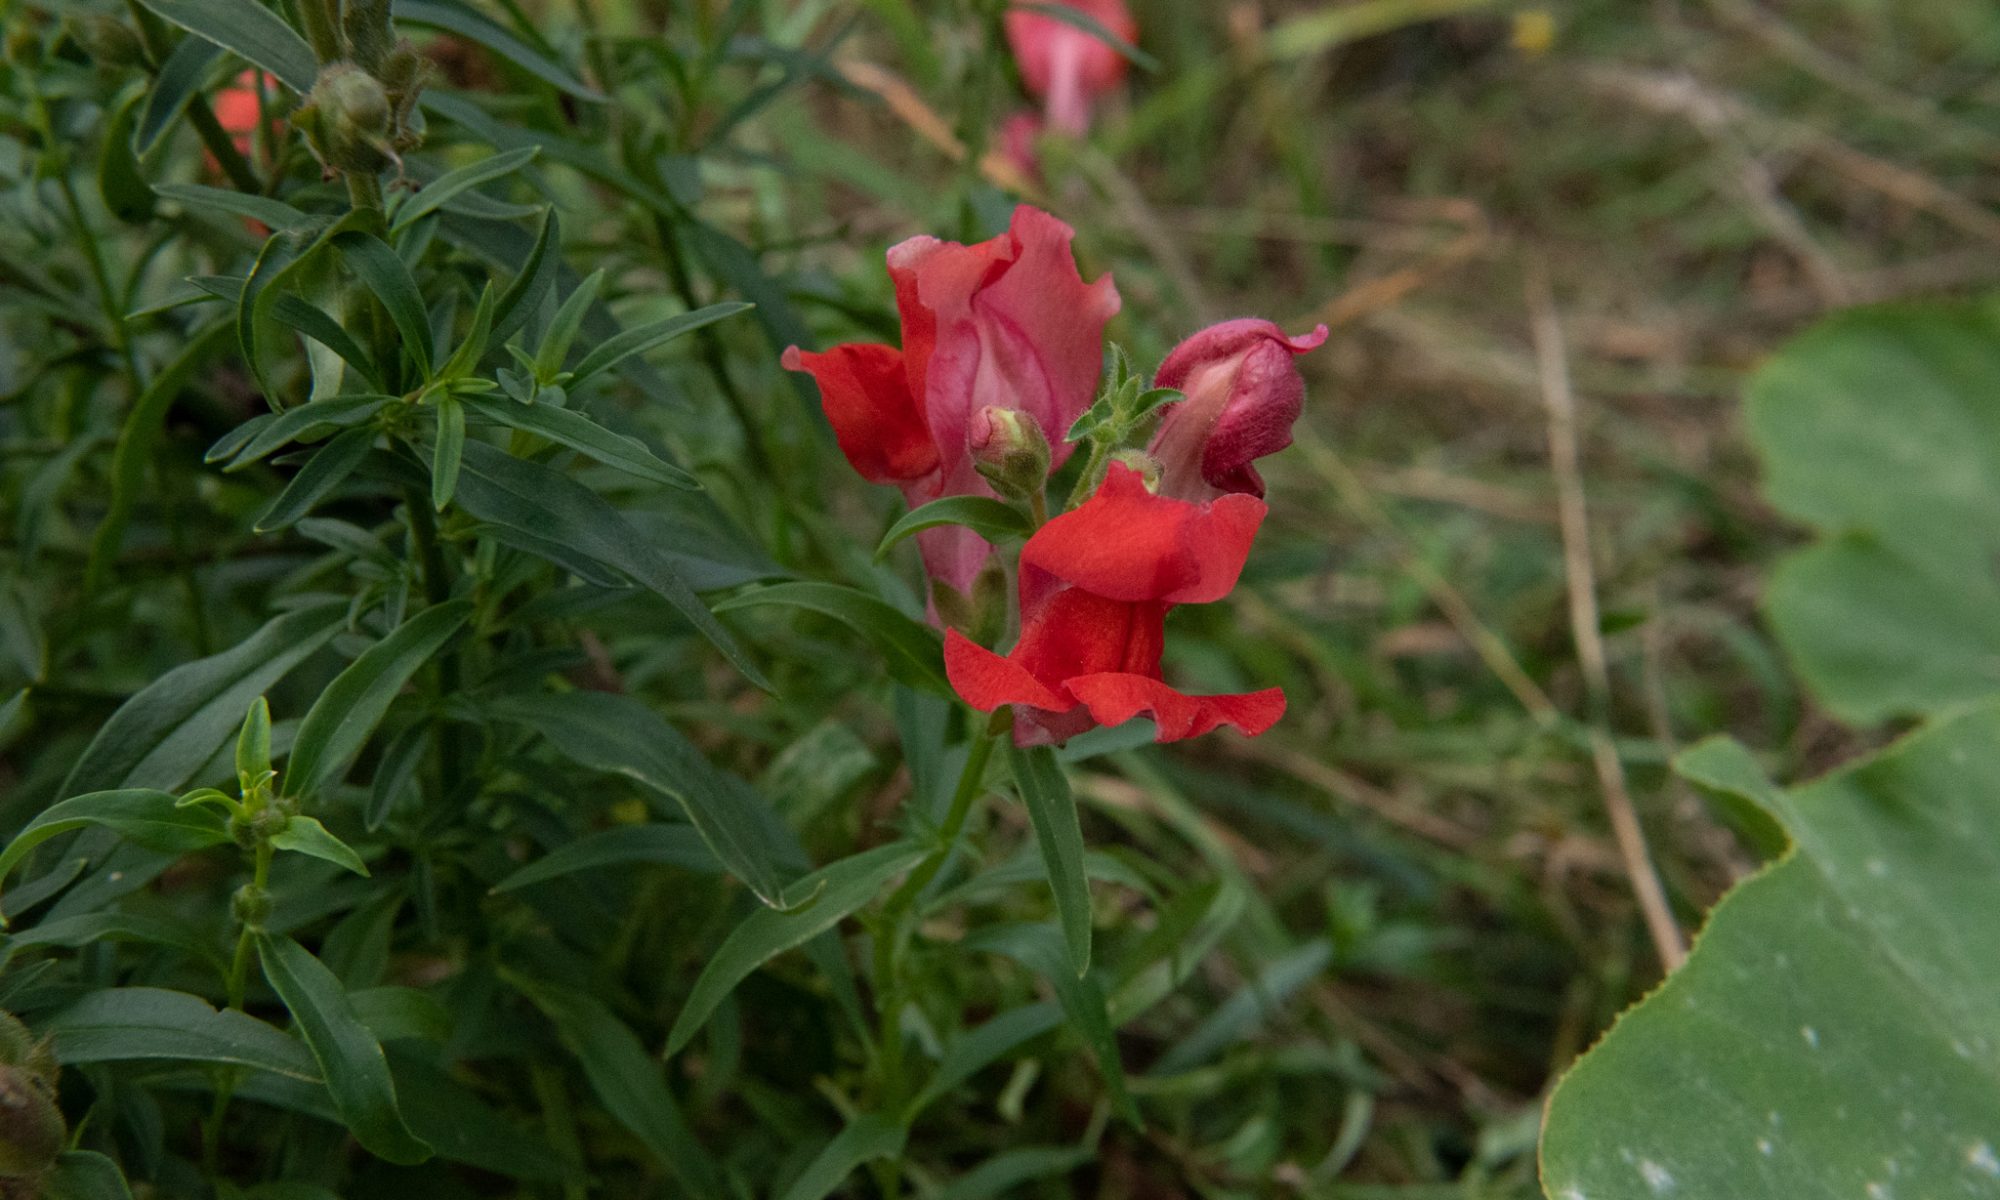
[297,64,394,175]
[232,884,272,928]
[968,407,1050,504]
[64,15,141,66]
[0,1065,62,1180]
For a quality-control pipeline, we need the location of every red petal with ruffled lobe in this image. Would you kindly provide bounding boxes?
[1023,463,1265,604]
[780,344,938,485]
[1004,0,1137,135]
[1150,319,1328,500]
[942,464,1282,746]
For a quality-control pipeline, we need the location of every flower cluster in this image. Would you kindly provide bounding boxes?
[787,205,1325,747]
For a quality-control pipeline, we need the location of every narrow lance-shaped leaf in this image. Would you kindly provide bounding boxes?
[256,934,432,1164]
[1008,744,1092,977]
[335,232,435,381]
[253,426,377,532]
[431,395,465,510]
[665,841,927,1056]
[567,302,753,387]
[285,600,473,797]
[713,582,946,694]
[131,0,317,91]
[876,496,1033,562]
[0,791,228,907]
[460,395,698,489]
[391,147,540,232]
[778,1115,908,1200]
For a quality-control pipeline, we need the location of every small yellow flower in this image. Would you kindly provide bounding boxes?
[1512,8,1557,55]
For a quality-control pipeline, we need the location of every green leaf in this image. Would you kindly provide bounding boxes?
[1540,702,2000,1198]
[490,824,719,892]
[221,394,389,470]
[286,600,473,797]
[1748,301,2000,723]
[135,36,222,155]
[0,790,223,897]
[531,270,602,378]
[256,934,432,1164]
[59,601,345,795]
[335,232,436,381]
[910,1002,1062,1118]
[1674,735,1790,860]
[99,89,155,224]
[236,696,272,785]
[511,979,722,1195]
[391,147,540,232]
[388,1051,580,1182]
[154,183,315,232]
[87,321,234,593]
[253,426,376,532]
[392,0,606,100]
[489,207,559,344]
[934,1145,1096,1200]
[874,496,1032,562]
[9,910,224,968]
[566,302,753,387]
[964,923,1136,1124]
[486,691,793,906]
[778,1114,908,1200]
[41,987,319,1079]
[1147,939,1332,1075]
[43,1152,135,1200]
[454,442,768,687]
[431,395,465,510]
[270,815,368,876]
[132,0,317,91]
[665,841,927,1057]
[435,283,497,383]
[1007,744,1092,977]
[713,582,945,694]
[460,395,698,489]
[266,293,382,389]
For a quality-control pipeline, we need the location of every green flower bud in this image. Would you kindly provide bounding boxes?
[296,63,394,175]
[0,1065,62,1179]
[968,406,1051,504]
[232,884,272,928]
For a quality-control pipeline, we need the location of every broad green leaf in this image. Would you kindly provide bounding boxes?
[431,395,465,510]
[713,582,945,694]
[390,147,540,232]
[135,37,222,154]
[1747,301,2000,723]
[778,1114,907,1200]
[257,934,432,1164]
[286,600,473,796]
[511,979,722,1195]
[460,395,698,489]
[335,232,435,380]
[454,442,768,687]
[486,691,794,905]
[874,496,1033,562]
[40,987,318,1079]
[44,1151,135,1200]
[253,426,376,532]
[393,0,606,100]
[132,0,317,91]
[566,302,752,387]
[154,183,315,232]
[1540,702,2000,1199]
[0,790,227,898]
[665,841,927,1056]
[490,824,719,893]
[60,600,343,796]
[270,815,368,876]
[964,923,1136,1124]
[1007,744,1092,977]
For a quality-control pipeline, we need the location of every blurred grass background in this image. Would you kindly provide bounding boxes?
[696,0,2000,1190]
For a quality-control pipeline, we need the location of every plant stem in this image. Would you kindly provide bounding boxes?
[871,726,1000,1114]
[225,841,274,1010]
[1062,439,1113,511]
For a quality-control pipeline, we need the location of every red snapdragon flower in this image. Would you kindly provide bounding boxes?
[1004,0,1137,136]
[945,463,1286,745]
[783,206,1119,597]
[214,70,269,157]
[1149,319,1329,501]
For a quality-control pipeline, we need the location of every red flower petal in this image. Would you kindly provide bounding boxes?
[781,343,938,484]
[1004,0,1137,134]
[1151,319,1328,500]
[944,628,1069,713]
[1063,674,1286,742]
[1023,464,1265,604]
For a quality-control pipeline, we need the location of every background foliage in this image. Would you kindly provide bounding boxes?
[3,0,2000,1196]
